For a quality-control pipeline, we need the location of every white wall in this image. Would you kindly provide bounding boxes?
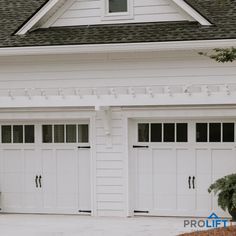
[49,0,192,27]
[0,51,236,216]
[0,51,236,89]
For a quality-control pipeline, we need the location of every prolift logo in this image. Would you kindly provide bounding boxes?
[184,213,229,229]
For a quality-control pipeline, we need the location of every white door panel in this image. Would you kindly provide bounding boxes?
[78,149,91,211]
[195,149,212,215]
[135,149,152,211]
[212,149,235,217]
[153,149,176,212]
[24,149,42,212]
[177,149,195,214]
[212,149,236,179]
[1,150,24,211]
[4,149,24,172]
[41,149,57,211]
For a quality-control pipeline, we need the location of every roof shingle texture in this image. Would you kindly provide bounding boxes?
[0,0,236,48]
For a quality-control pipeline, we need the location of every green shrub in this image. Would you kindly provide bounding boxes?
[208,174,236,211]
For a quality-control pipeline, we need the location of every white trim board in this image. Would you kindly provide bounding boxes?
[15,0,211,35]
[172,0,211,26]
[0,83,236,109]
[16,0,73,35]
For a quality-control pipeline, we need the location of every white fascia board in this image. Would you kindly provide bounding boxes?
[16,0,61,35]
[0,39,236,56]
[172,0,211,25]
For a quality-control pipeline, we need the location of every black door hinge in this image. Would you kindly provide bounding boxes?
[79,210,92,213]
[78,146,91,149]
[134,210,149,213]
[133,145,149,148]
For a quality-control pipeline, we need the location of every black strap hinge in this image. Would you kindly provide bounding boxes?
[134,210,149,213]
[78,146,91,149]
[133,145,149,148]
[79,210,92,213]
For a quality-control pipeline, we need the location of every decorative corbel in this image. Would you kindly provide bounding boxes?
[96,106,112,148]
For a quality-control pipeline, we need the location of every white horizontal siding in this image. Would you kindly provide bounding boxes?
[97,185,123,194]
[0,52,236,89]
[50,0,190,27]
[95,110,125,216]
[96,177,123,186]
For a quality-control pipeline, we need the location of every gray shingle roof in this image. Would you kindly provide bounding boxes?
[0,0,236,48]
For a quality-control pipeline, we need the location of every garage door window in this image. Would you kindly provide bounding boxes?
[164,124,175,142]
[1,126,11,143]
[1,125,35,144]
[177,123,188,142]
[138,123,149,142]
[54,125,65,143]
[138,123,188,143]
[24,125,35,143]
[223,123,234,142]
[196,123,234,142]
[42,124,89,143]
[78,125,89,143]
[66,125,76,143]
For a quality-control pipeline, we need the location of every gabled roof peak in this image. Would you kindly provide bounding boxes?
[16,0,211,35]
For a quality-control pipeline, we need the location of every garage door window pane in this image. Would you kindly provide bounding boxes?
[177,123,188,142]
[13,125,23,143]
[209,123,221,142]
[66,125,76,143]
[138,123,149,142]
[151,123,162,142]
[164,124,175,142]
[78,125,89,143]
[2,126,11,143]
[25,125,35,143]
[54,125,65,143]
[196,123,208,142]
[42,125,52,143]
[223,123,234,142]
[109,0,127,13]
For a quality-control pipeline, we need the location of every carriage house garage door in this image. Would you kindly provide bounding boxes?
[0,122,91,214]
[132,120,236,217]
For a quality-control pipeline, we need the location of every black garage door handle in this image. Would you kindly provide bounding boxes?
[188,176,191,189]
[35,175,38,188]
[39,175,42,188]
[192,176,195,189]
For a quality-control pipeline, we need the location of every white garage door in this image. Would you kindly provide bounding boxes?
[0,123,91,214]
[132,121,236,217]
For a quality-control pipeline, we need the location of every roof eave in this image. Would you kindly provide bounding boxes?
[0,39,236,56]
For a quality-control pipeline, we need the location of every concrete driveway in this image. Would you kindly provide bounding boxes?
[0,214,196,236]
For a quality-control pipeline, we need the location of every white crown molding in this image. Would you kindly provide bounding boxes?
[0,39,236,56]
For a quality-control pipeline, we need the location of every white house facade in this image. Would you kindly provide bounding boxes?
[0,0,236,217]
